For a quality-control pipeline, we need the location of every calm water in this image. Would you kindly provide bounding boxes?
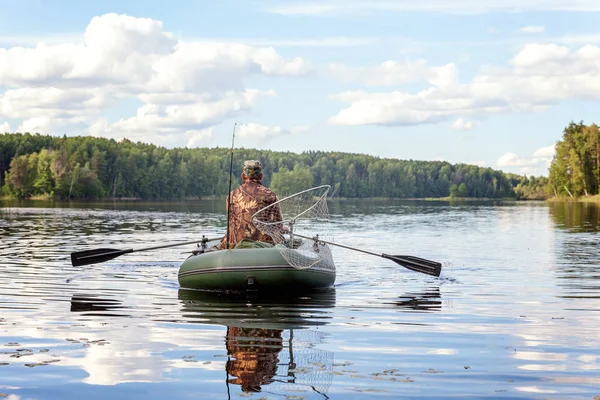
[1,199,600,399]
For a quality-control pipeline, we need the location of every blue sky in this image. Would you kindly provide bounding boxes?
[1,0,600,176]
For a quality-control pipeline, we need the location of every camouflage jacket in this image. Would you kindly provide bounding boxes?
[218,179,282,249]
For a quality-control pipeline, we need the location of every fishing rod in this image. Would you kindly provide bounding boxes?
[226,122,239,250]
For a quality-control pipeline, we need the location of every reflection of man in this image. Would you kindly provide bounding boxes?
[218,160,284,250]
[225,326,284,393]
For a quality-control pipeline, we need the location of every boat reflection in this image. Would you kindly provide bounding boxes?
[178,289,336,398]
[177,288,336,329]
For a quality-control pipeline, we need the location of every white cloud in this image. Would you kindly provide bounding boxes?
[268,0,600,15]
[0,87,113,119]
[497,152,532,167]
[517,26,546,34]
[0,33,83,47]
[556,33,600,45]
[326,60,458,87]
[90,90,275,146]
[496,145,555,175]
[510,43,570,67]
[206,36,376,48]
[237,123,308,140]
[0,121,11,132]
[533,145,556,158]
[18,117,54,134]
[327,60,429,86]
[1,33,377,49]
[452,118,479,131]
[3,11,599,152]
[0,13,308,144]
[238,123,285,139]
[186,128,215,148]
[328,43,600,127]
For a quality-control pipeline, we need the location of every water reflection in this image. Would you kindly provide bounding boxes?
[548,201,600,232]
[225,326,284,393]
[179,289,335,398]
[546,202,600,296]
[385,287,442,312]
[70,295,130,317]
[178,288,336,329]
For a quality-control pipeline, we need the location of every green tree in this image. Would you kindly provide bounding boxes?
[270,165,315,197]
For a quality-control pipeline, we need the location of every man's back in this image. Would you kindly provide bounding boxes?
[219,179,280,249]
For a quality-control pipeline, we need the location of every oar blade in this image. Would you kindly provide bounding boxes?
[383,254,442,277]
[71,248,131,267]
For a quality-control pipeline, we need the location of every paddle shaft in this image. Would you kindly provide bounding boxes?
[293,233,441,277]
[100,240,203,258]
[72,237,222,266]
[294,233,382,258]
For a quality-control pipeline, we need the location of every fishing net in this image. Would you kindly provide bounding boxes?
[252,185,334,270]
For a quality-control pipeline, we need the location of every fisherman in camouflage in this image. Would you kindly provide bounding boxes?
[217,160,284,249]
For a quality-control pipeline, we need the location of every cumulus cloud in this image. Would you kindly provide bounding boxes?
[237,123,308,140]
[268,0,600,15]
[0,13,309,145]
[328,43,600,127]
[452,118,479,130]
[0,121,11,132]
[325,60,458,87]
[0,87,113,121]
[517,25,546,34]
[496,145,555,175]
[532,145,556,158]
[186,128,215,148]
[497,152,533,167]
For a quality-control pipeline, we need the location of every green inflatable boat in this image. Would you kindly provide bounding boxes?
[178,244,336,292]
[178,184,337,292]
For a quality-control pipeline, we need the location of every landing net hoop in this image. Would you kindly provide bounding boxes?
[252,185,333,270]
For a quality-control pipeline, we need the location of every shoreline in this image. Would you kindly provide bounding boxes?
[6,195,600,204]
[1,195,535,202]
[547,195,600,203]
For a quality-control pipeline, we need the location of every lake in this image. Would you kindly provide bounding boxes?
[1,198,600,399]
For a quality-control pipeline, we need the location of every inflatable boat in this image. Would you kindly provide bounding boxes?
[177,245,336,291]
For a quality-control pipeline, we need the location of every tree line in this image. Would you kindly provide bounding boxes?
[0,132,546,201]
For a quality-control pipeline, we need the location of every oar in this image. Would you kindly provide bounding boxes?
[71,237,222,267]
[294,233,442,277]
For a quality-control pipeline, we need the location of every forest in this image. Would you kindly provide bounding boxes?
[0,132,548,201]
[547,121,600,198]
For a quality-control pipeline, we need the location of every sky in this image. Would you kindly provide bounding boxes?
[1,1,600,176]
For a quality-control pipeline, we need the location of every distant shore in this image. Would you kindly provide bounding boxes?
[1,195,532,202]
[9,195,600,205]
[7,194,600,203]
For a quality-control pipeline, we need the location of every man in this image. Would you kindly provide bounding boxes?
[217,160,284,249]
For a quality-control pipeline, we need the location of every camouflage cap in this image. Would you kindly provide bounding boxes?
[242,160,263,178]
